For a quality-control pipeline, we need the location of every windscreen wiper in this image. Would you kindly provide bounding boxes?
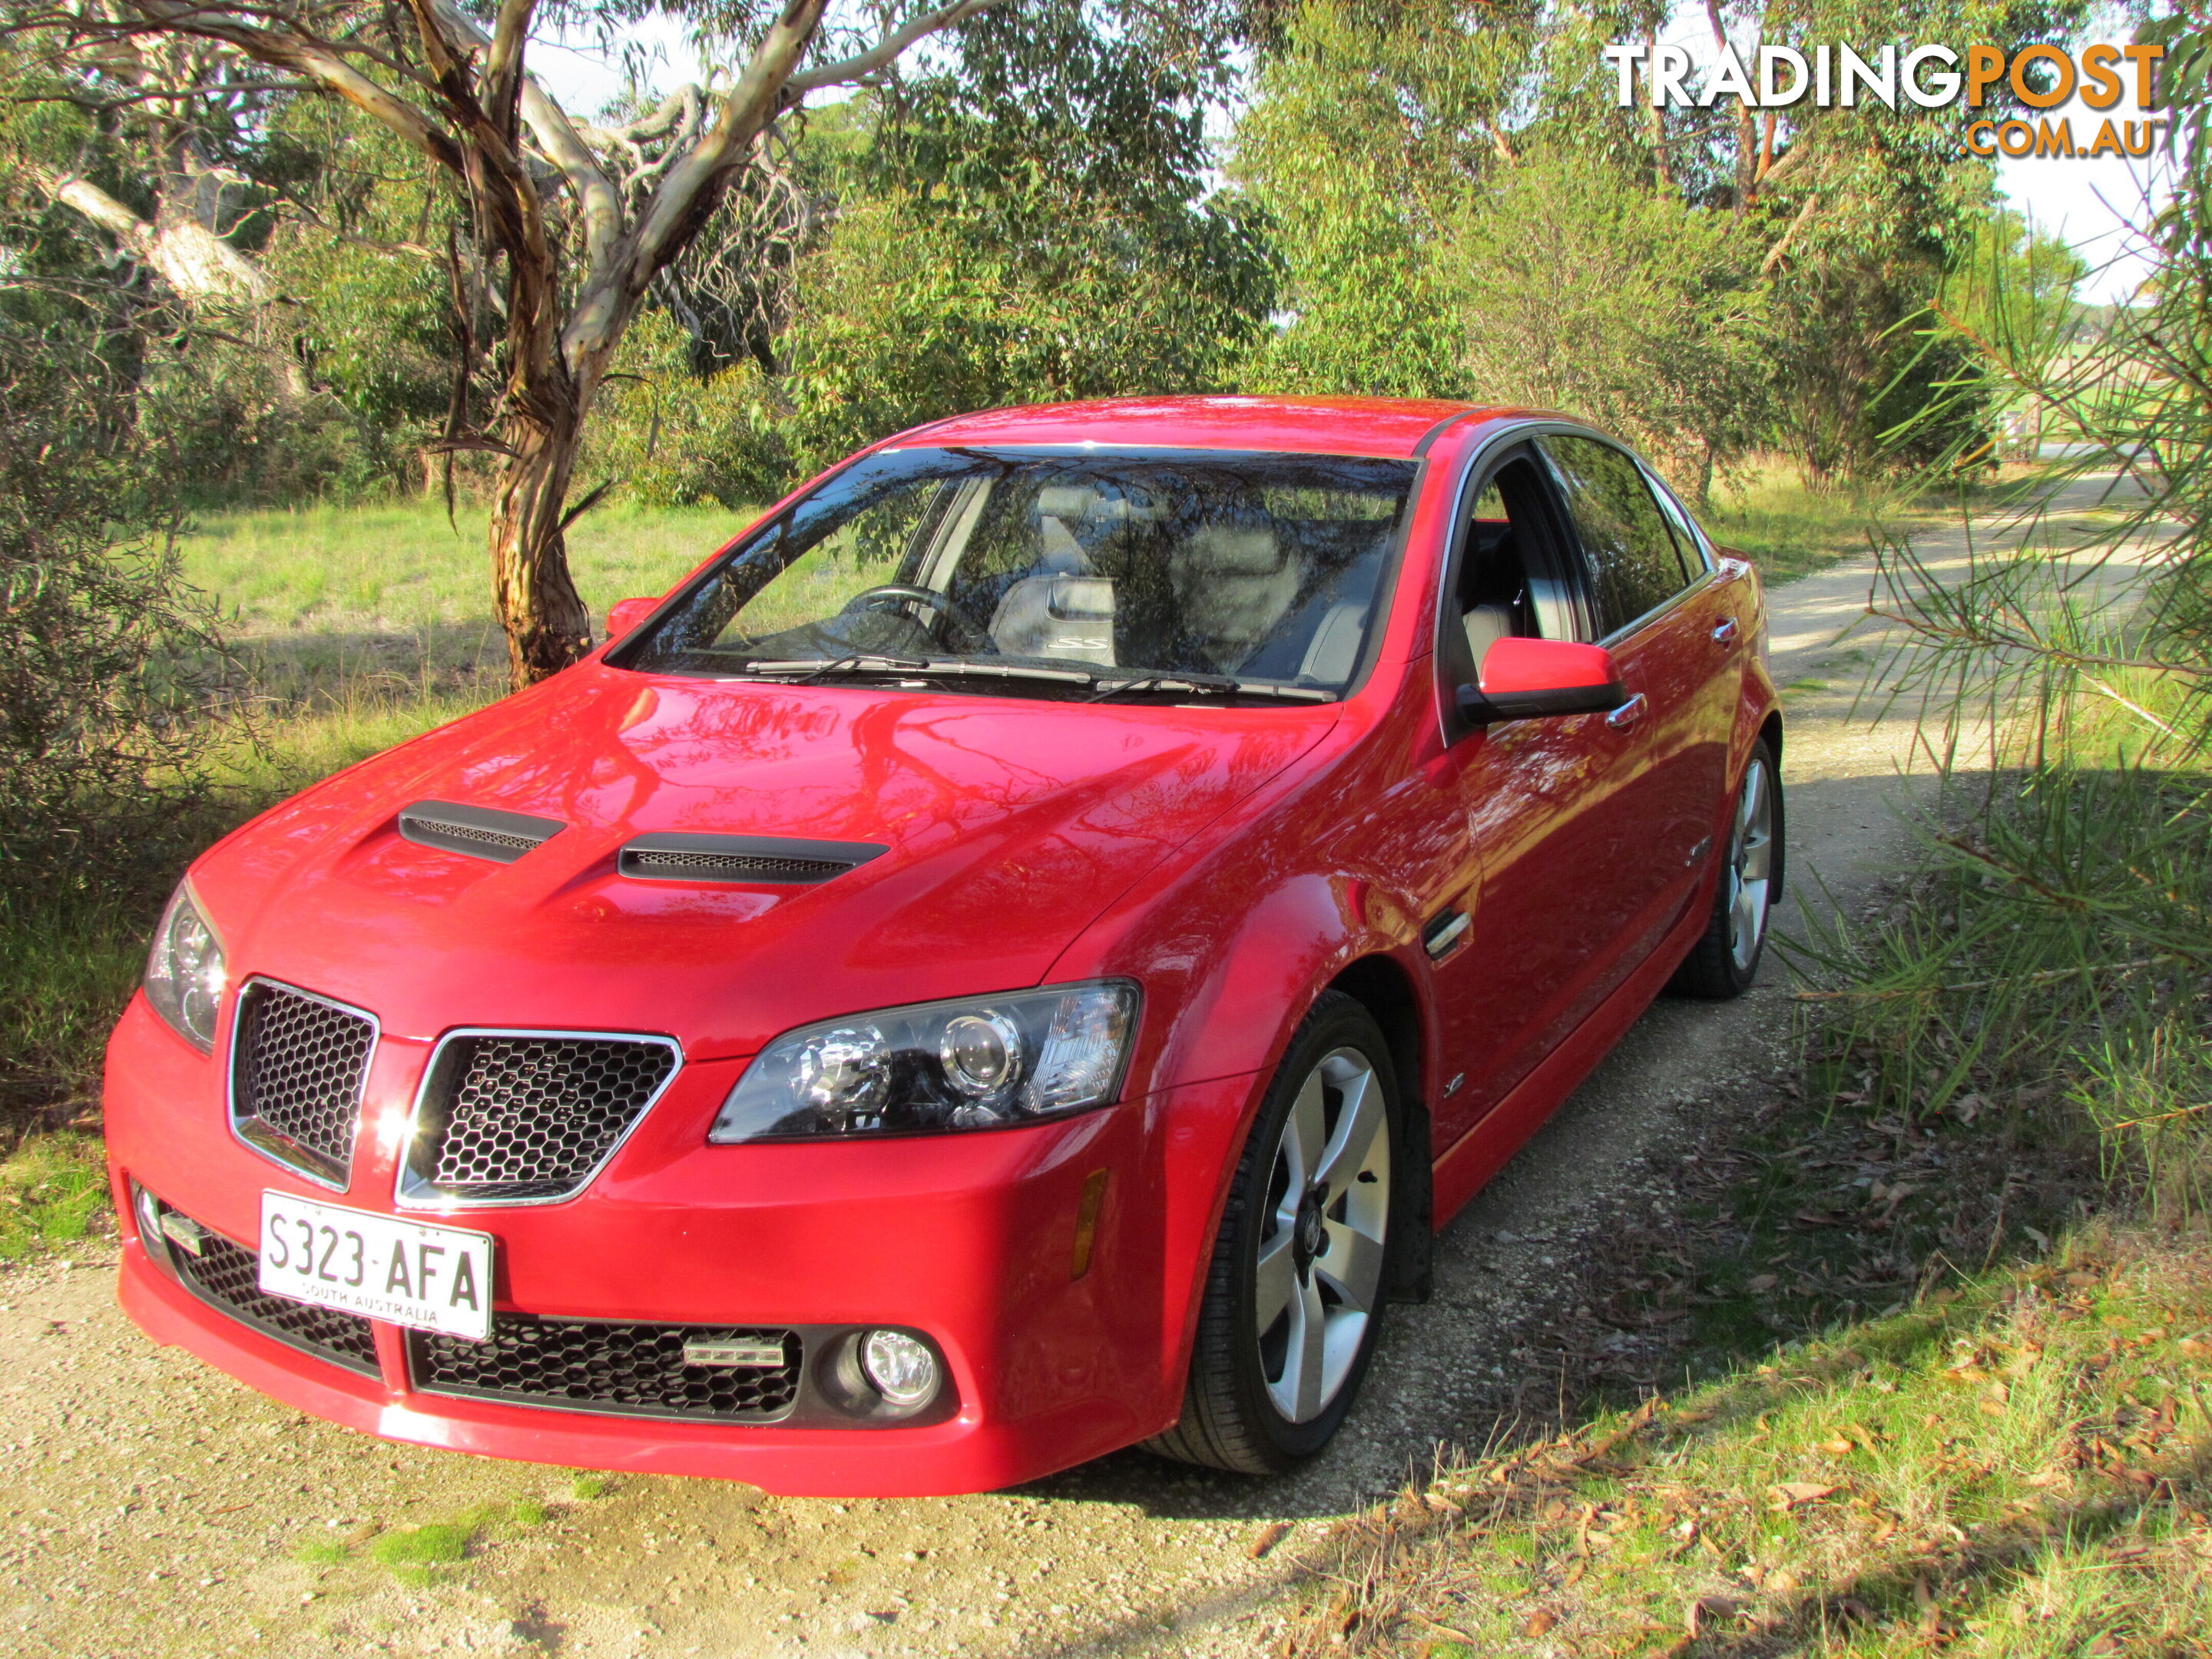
[1086,672,1333,704]
[734,654,934,680]
[732,656,1098,689]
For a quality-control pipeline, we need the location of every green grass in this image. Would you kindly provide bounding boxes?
[0,1131,110,1261]
[177,498,750,716]
[1703,462,1906,584]
[1307,1220,2212,1657]
[179,498,747,637]
[369,1518,477,1587]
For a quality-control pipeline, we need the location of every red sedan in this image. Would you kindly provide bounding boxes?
[108,397,1781,1495]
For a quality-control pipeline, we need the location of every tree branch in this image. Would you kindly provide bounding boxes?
[122,0,468,175]
[783,0,1010,97]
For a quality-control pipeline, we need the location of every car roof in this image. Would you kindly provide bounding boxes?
[889,396,1532,460]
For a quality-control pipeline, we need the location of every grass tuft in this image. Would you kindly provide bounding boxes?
[0,1131,111,1262]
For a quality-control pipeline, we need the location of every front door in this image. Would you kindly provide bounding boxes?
[1422,446,1631,1146]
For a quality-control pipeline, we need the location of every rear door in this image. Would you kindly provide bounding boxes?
[1536,433,1724,984]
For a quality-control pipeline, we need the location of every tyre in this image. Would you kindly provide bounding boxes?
[1147,991,1399,1473]
[1669,737,1782,999]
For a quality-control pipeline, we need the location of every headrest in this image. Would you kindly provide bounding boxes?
[1181,525,1285,577]
[1035,485,1096,519]
[1035,483,1167,524]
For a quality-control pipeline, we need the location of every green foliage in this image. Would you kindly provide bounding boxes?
[1442,145,1770,502]
[582,5,1279,502]
[263,112,455,443]
[0,321,237,904]
[585,311,784,508]
[769,5,1276,477]
[1233,0,1536,397]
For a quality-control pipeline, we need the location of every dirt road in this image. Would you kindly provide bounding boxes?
[0,481,2157,1658]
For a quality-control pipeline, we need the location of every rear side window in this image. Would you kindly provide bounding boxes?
[1540,435,1690,637]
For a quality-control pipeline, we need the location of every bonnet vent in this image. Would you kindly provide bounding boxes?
[398,801,566,864]
[618,833,888,886]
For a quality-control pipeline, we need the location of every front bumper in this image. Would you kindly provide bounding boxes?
[106,995,1257,1496]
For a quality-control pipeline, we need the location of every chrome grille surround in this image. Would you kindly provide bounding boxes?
[396,1028,682,1208]
[407,1318,800,1420]
[226,978,378,1191]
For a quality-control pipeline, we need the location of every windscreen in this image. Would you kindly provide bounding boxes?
[617,448,1416,701]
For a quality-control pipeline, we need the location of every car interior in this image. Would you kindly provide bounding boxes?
[1446,452,1581,695]
[926,470,1405,685]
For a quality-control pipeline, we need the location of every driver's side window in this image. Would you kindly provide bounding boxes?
[1444,452,1578,700]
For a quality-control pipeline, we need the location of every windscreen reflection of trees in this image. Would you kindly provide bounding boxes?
[628,453,1412,690]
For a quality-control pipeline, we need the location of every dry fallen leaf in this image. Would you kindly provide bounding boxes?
[1685,1594,1740,1637]
[1820,1437,1855,1455]
[1247,1522,1288,1560]
[1747,1273,1779,1293]
[1768,1482,1839,1511]
[1522,1608,1558,1637]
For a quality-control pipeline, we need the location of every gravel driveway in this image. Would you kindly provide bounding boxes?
[0,481,2156,1658]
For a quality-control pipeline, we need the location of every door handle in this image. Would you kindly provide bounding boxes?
[1422,908,1471,961]
[1604,693,1647,730]
[1711,618,1738,644]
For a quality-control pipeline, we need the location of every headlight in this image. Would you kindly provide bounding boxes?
[143,880,227,1051]
[709,981,1139,1142]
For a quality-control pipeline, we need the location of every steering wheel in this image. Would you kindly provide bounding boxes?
[841,584,995,654]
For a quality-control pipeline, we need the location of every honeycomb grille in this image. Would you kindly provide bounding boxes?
[231,981,375,1186]
[409,1320,800,1419]
[164,1210,381,1376]
[429,820,539,854]
[623,849,847,881]
[404,1035,678,1203]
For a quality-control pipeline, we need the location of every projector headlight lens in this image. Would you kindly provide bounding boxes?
[143,880,227,1052]
[709,981,1137,1141]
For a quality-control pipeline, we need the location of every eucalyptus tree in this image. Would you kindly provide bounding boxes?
[18,0,1008,687]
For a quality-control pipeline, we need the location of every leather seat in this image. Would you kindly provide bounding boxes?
[1462,603,1517,671]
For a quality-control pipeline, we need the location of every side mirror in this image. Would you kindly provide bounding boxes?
[1458,637,1624,725]
[604,596,658,643]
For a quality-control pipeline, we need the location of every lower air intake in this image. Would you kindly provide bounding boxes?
[408,1319,801,1419]
[156,1201,380,1376]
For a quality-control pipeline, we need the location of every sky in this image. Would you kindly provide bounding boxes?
[529,10,2176,308]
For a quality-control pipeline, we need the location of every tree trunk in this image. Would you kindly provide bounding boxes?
[489,413,594,689]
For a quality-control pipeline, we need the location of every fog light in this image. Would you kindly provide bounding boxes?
[133,1183,162,1247]
[860,1329,939,1407]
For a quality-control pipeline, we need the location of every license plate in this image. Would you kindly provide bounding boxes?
[259,1192,495,1342]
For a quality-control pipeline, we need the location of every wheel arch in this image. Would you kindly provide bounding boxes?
[1756,709,1785,906]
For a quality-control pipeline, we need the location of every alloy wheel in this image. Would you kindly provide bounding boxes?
[1726,754,1777,973]
[1253,1047,1391,1424]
